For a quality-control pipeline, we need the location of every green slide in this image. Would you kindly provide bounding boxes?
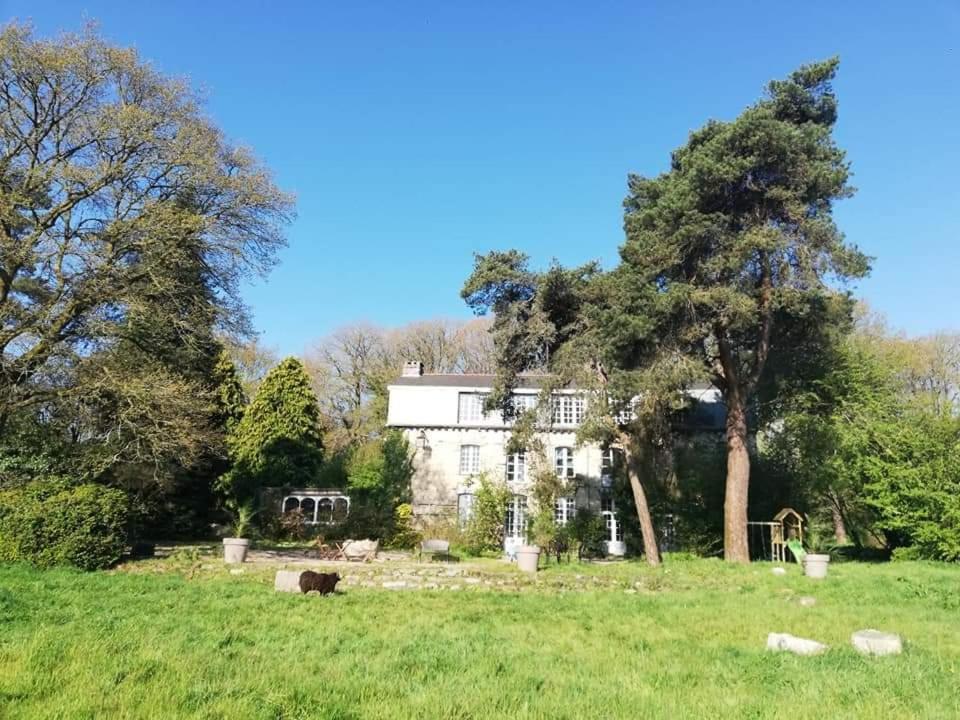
[786,539,806,564]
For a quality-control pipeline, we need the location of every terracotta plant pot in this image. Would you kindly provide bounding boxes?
[803,553,830,579]
[223,537,250,564]
[516,545,541,573]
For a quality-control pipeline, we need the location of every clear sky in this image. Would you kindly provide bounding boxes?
[5,1,958,356]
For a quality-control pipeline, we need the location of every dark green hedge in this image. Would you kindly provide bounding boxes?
[0,481,128,570]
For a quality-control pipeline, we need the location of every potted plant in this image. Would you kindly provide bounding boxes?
[515,543,541,573]
[802,522,832,579]
[223,503,255,564]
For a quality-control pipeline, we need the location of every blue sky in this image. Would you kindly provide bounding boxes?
[6,1,958,356]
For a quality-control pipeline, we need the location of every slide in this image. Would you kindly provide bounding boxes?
[786,538,806,564]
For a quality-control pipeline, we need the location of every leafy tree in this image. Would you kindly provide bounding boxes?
[619,58,869,561]
[222,358,323,505]
[462,251,667,565]
[344,430,414,538]
[462,472,513,555]
[213,349,248,435]
[764,318,960,560]
[0,24,291,476]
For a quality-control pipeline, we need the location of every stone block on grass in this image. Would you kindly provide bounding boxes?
[766,632,828,656]
[274,570,303,593]
[851,629,902,656]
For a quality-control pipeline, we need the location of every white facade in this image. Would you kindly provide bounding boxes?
[387,368,724,556]
[388,371,623,554]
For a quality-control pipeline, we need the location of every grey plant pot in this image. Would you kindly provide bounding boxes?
[223,537,250,564]
[516,545,541,573]
[803,553,830,579]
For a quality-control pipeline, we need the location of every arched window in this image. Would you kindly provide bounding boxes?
[300,497,316,523]
[317,498,334,524]
[332,497,349,523]
[283,497,300,513]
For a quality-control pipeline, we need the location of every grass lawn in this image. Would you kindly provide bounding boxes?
[0,557,958,719]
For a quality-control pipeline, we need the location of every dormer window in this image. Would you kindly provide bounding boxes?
[552,395,584,425]
[458,393,488,423]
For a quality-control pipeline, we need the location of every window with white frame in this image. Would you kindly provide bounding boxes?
[601,447,623,487]
[505,450,527,484]
[459,444,480,475]
[554,496,575,525]
[551,395,584,425]
[457,493,475,527]
[505,495,527,539]
[601,494,623,542]
[458,393,488,423]
[511,393,538,415]
[554,446,575,479]
[614,399,636,425]
[281,493,350,525]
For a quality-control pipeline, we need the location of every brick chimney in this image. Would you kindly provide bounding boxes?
[402,360,423,377]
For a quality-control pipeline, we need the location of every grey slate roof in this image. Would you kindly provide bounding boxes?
[389,374,551,388]
[389,373,716,392]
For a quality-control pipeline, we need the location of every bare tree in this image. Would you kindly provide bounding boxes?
[304,318,499,449]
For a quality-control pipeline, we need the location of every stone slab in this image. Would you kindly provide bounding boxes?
[766,632,828,656]
[851,629,902,656]
[274,570,302,593]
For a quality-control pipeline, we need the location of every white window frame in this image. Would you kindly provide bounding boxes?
[459,444,481,475]
[281,494,350,525]
[601,447,623,487]
[554,496,575,525]
[601,495,623,542]
[554,446,575,479]
[552,395,584,426]
[458,393,488,424]
[511,393,538,415]
[505,495,527,540]
[457,492,475,527]
[505,450,527,484]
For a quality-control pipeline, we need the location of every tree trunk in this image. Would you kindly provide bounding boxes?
[828,492,849,545]
[723,390,750,563]
[623,444,661,567]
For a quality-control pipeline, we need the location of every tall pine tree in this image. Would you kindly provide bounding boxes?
[621,58,869,561]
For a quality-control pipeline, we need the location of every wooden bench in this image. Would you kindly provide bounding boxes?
[419,539,451,563]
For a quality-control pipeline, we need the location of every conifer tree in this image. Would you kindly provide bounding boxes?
[222,358,324,504]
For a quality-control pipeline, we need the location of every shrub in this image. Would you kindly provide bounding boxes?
[568,508,608,559]
[463,473,512,555]
[278,508,308,540]
[387,503,422,550]
[0,481,128,570]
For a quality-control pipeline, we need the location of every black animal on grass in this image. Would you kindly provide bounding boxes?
[299,571,341,595]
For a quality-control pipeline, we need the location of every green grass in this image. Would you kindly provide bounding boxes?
[1,558,958,719]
